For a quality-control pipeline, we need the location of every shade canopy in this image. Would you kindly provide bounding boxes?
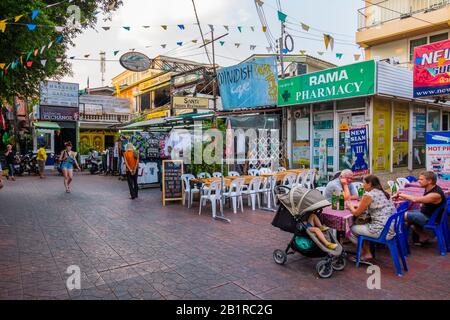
[33,121,61,130]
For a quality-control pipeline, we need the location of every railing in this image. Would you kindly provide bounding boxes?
[79,113,131,123]
[358,0,449,31]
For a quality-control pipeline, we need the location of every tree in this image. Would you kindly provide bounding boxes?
[0,0,122,102]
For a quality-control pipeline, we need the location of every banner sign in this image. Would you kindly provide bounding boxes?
[82,104,103,115]
[217,57,278,110]
[413,39,450,98]
[278,60,376,106]
[40,106,79,121]
[173,96,209,110]
[349,125,369,177]
[40,81,79,108]
[426,131,450,180]
[79,95,130,114]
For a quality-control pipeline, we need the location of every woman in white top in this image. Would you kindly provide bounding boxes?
[346,175,396,262]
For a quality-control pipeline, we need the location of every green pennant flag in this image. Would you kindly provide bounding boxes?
[114,50,120,56]
[237,26,242,32]
[123,26,130,31]
[336,53,343,59]
[26,51,32,61]
[277,11,287,22]
[220,41,225,46]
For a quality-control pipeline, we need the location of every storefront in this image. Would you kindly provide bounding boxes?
[137,72,173,113]
[280,60,450,184]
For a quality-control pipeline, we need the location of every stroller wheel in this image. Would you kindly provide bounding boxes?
[331,255,347,271]
[273,249,287,265]
[316,260,333,278]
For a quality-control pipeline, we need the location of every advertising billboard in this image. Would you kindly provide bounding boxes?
[40,81,79,108]
[413,39,450,98]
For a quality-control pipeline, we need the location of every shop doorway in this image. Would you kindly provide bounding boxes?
[443,113,449,131]
[337,111,366,174]
[312,112,334,183]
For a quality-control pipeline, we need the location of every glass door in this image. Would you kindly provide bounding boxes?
[313,112,334,183]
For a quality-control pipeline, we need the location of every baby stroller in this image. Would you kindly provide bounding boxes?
[272,186,347,278]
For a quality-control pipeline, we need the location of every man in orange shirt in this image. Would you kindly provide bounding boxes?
[123,143,139,199]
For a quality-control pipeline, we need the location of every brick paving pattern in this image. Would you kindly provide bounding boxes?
[0,174,449,300]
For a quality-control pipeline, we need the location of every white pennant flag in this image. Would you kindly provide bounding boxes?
[40,45,46,55]
[41,59,47,66]
[55,26,64,32]
[55,58,62,63]
[47,41,54,49]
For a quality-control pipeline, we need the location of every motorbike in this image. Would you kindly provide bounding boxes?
[86,150,102,175]
[13,153,25,176]
[21,152,39,176]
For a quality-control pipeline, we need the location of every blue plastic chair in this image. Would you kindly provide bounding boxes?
[356,210,408,276]
[444,197,450,252]
[397,201,412,256]
[405,176,418,183]
[423,201,448,256]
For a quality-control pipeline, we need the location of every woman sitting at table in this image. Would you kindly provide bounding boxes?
[346,175,396,263]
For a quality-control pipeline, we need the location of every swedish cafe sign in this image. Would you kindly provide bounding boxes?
[278,60,376,106]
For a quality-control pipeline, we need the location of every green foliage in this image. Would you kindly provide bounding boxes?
[0,0,122,101]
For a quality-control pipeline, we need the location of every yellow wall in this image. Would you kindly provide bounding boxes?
[372,98,392,173]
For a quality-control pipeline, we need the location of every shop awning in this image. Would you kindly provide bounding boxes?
[33,121,61,130]
[121,118,166,129]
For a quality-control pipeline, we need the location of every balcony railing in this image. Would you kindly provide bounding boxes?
[358,0,449,31]
[79,113,131,123]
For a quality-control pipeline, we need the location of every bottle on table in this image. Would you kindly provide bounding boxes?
[339,192,345,211]
[391,183,397,194]
[331,191,337,210]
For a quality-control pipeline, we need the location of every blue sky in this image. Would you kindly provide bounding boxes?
[63,0,363,87]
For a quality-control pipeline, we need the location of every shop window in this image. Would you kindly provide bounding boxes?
[313,102,333,112]
[154,89,171,108]
[292,107,310,169]
[312,112,334,183]
[430,33,448,43]
[36,130,53,151]
[427,109,441,131]
[412,105,426,169]
[140,92,151,112]
[336,98,366,111]
[409,37,427,61]
[443,113,449,131]
[393,102,409,168]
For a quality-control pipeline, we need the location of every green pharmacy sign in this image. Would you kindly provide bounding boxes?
[278,60,376,106]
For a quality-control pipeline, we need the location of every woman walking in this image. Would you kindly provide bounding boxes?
[4,144,16,181]
[123,143,139,199]
[59,141,80,193]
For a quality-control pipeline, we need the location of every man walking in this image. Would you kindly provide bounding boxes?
[123,143,139,199]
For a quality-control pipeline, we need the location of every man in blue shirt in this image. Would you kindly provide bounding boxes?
[324,169,359,201]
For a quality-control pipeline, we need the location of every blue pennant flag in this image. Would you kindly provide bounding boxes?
[178,24,185,30]
[27,24,37,31]
[177,42,183,46]
[55,35,63,43]
[31,9,40,20]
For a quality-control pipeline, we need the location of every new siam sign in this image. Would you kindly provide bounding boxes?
[278,60,376,106]
[414,39,450,98]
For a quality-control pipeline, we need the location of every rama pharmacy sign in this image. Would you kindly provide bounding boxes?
[278,60,376,106]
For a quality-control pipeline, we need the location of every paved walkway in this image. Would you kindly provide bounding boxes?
[0,174,449,300]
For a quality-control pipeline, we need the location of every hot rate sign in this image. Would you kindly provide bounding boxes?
[413,39,450,98]
[426,132,450,180]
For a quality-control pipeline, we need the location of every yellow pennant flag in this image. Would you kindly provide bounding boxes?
[262,26,267,33]
[161,25,167,30]
[19,56,23,65]
[301,23,310,32]
[0,20,7,33]
[14,15,24,22]
[324,34,331,50]
[0,63,5,69]
[192,39,198,44]
[299,50,306,55]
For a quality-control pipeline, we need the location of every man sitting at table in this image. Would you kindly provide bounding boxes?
[396,171,446,246]
[324,169,359,202]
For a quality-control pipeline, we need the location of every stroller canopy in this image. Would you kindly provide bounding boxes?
[278,186,331,217]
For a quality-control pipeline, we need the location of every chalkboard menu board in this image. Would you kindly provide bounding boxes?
[162,160,184,206]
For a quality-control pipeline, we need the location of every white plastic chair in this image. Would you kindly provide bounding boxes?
[197,172,211,179]
[248,169,260,176]
[277,167,287,172]
[397,178,409,189]
[259,167,272,175]
[228,171,240,177]
[181,174,200,208]
[316,187,326,195]
[294,171,307,188]
[303,170,316,189]
[259,176,276,208]
[242,177,262,210]
[223,178,245,214]
[212,172,223,178]
[199,181,222,218]
[282,173,297,188]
